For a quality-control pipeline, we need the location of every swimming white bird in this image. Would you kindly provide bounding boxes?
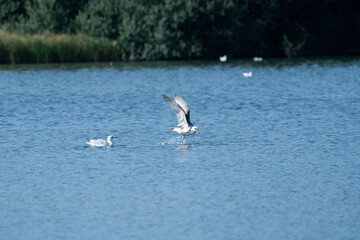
[162,94,199,144]
[253,57,263,62]
[243,72,252,77]
[219,55,227,62]
[86,135,118,147]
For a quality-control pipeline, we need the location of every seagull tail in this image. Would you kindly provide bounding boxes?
[85,138,90,141]
[170,127,180,133]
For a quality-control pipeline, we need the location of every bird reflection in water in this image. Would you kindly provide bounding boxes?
[175,144,192,151]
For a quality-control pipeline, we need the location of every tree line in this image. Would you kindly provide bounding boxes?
[1,0,359,61]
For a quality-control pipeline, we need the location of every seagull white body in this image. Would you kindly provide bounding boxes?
[171,126,197,136]
[253,57,263,62]
[162,94,199,144]
[243,72,252,77]
[86,135,118,147]
[219,55,227,62]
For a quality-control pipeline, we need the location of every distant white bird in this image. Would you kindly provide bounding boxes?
[243,72,252,77]
[253,57,263,62]
[219,55,227,62]
[86,135,118,147]
[162,94,199,144]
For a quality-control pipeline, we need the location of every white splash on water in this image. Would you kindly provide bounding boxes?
[158,136,183,146]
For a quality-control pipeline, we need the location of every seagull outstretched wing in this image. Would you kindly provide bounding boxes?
[162,94,190,128]
[174,94,192,126]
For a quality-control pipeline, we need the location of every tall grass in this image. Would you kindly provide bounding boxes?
[0,30,124,64]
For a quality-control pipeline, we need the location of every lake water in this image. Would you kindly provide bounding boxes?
[1,57,360,240]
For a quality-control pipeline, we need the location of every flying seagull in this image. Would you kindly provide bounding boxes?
[86,135,118,147]
[162,94,199,144]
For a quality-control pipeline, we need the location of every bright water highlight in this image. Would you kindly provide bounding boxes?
[1,58,360,239]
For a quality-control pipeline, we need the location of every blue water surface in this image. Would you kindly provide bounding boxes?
[1,58,360,240]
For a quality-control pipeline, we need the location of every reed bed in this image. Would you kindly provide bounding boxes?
[0,30,124,64]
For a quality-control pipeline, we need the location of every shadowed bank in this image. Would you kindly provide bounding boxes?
[1,0,359,63]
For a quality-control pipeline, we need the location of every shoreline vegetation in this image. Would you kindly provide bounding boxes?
[0,30,124,64]
[1,0,359,64]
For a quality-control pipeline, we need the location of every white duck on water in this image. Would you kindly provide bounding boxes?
[86,135,118,147]
[243,72,252,77]
[162,94,199,144]
[219,55,227,62]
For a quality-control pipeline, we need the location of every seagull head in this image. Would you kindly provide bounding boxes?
[107,135,118,141]
[191,126,200,134]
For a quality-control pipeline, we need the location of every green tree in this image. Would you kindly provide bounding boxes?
[76,0,121,38]
[0,0,27,30]
[16,0,57,33]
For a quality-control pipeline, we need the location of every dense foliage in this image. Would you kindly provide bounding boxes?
[1,0,359,61]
